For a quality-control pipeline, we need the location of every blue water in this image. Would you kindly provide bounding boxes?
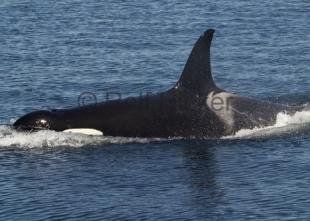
[0,0,309,220]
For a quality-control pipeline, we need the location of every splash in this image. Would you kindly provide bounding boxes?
[0,125,164,149]
[223,109,310,139]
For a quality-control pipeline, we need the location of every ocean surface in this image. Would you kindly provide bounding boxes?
[0,0,309,220]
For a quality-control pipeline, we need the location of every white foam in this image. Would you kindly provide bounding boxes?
[223,109,310,139]
[0,126,164,149]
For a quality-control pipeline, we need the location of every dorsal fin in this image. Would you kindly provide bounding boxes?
[175,29,217,94]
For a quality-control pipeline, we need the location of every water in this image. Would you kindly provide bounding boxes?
[0,0,309,220]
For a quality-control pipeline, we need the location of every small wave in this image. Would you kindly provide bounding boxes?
[0,126,164,149]
[223,109,310,139]
[266,92,310,106]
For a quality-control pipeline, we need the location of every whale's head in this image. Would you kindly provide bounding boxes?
[13,110,63,131]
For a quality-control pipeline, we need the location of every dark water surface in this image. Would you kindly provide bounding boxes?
[0,0,309,220]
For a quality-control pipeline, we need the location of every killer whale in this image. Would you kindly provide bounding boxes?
[13,29,302,138]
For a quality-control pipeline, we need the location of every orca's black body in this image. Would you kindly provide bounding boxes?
[14,29,301,138]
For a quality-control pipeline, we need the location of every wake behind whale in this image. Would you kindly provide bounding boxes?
[12,29,309,139]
